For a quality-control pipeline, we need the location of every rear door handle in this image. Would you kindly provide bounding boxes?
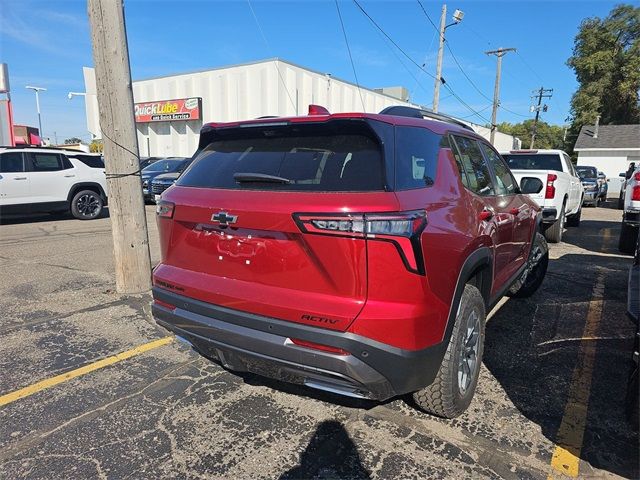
[64,174,76,178]
[14,177,27,180]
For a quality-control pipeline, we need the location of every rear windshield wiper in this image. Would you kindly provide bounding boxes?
[233,173,291,184]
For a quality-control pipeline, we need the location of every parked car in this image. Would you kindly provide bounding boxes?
[626,233,639,430]
[150,160,193,203]
[597,171,608,201]
[140,157,188,202]
[619,162,637,210]
[139,156,162,170]
[151,105,548,418]
[576,166,601,207]
[619,166,640,254]
[0,146,108,219]
[501,149,583,243]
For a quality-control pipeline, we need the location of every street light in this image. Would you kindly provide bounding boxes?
[68,91,87,100]
[25,85,46,138]
[433,6,464,112]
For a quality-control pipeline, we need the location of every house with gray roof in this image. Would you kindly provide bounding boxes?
[575,123,640,195]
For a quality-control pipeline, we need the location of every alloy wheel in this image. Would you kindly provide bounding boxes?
[458,309,480,395]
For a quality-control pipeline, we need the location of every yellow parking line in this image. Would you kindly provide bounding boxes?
[0,336,173,407]
[549,259,608,478]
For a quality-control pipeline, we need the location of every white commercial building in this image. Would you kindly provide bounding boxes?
[574,123,640,195]
[82,58,520,157]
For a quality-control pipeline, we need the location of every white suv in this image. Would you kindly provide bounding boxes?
[0,147,108,220]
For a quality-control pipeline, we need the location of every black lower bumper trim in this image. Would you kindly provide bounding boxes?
[152,287,446,401]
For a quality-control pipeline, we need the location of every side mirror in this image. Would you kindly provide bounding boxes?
[620,172,626,177]
[520,177,544,194]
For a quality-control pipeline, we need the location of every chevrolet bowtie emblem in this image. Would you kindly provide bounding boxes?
[211,211,238,227]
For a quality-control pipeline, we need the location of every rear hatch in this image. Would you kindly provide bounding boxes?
[154,118,399,331]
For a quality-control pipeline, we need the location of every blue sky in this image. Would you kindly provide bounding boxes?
[0,0,621,142]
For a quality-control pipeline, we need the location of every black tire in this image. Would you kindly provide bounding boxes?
[618,193,625,210]
[510,232,549,298]
[412,284,485,418]
[70,189,104,220]
[566,206,581,227]
[618,223,639,254]
[544,204,565,243]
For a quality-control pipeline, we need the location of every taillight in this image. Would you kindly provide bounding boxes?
[289,338,349,355]
[156,200,175,218]
[293,210,427,274]
[634,172,640,181]
[632,186,640,201]
[545,173,557,199]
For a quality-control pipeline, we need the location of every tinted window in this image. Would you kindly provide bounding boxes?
[179,131,384,192]
[480,143,517,195]
[28,153,63,171]
[0,152,24,172]
[576,166,597,179]
[451,136,495,196]
[503,153,563,171]
[73,154,105,168]
[142,159,184,173]
[395,126,440,190]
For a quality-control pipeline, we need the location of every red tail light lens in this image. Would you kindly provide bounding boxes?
[289,338,349,355]
[294,210,427,274]
[634,172,640,181]
[632,186,640,201]
[156,201,175,218]
[545,173,557,199]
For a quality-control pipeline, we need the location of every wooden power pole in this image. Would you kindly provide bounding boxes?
[485,47,516,145]
[529,86,553,148]
[432,4,447,113]
[88,0,152,294]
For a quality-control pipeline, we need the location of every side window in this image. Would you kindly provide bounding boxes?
[451,136,495,196]
[394,126,441,189]
[28,153,63,172]
[480,143,517,195]
[564,154,577,177]
[0,152,25,173]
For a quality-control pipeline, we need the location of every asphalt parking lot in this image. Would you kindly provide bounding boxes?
[0,203,637,479]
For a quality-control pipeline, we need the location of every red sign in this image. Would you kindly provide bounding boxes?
[134,97,201,123]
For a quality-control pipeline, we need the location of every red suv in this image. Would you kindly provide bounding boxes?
[152,106,548,418]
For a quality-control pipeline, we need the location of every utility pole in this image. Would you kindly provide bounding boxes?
[88,0,152,294]
[433,4,447,113]
[485,48,516,145]
[25,86,46,139]
[432,5,464,113]
[529,86,553,148]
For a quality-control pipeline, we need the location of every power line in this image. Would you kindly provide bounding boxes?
[415,0,530,120]
[352,0,491,123]
[246,0,297,113]
[334,0,366,111]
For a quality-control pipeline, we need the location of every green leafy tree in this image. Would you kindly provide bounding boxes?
[64,137,83,144]
[566,4,640,149]
[496,120,566,150]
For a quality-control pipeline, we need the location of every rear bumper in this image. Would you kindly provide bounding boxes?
[152,287,447,401]
[541,207,558,223]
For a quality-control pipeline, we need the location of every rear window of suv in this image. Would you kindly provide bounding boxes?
[178,127,384,192]
[503,153,563,171]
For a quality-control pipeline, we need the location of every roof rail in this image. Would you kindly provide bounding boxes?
[379,106,474,131]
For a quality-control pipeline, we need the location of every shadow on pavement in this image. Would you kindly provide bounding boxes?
[484,218,639,478]
[0,207,111,225]
[280,420,371,480]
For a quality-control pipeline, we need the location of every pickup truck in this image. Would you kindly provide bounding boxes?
[501,149,583,243]
[619,166,640,254]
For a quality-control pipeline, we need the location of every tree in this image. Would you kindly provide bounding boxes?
[89,139,103,153]
[566,4,640,149]
[64,137,83,144]
[496,120,566,150]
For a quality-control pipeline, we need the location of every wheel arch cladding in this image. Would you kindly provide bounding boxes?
[68,183,106,203]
